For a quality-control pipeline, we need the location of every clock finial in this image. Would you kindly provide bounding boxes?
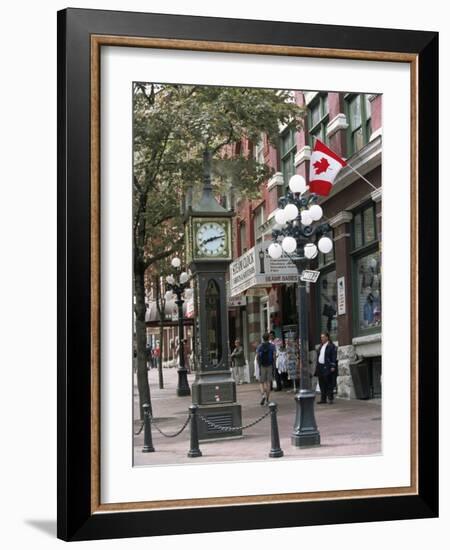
[194,148,227,213]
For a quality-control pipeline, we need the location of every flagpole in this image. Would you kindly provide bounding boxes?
[345,163,378,191]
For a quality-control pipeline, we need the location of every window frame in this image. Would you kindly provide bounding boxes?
[279,125,297,189]
[344,93,372,156]
[253,203,265,245]
[351,202,377,252]
[350,202,381,336]
[308,93,329,147]
[316,264,338,344]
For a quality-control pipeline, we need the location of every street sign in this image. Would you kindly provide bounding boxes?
[300,270,320,283]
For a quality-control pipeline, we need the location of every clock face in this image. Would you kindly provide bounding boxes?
[195,221,227,257]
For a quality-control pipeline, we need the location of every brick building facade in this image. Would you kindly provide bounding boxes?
[228,90,382,399]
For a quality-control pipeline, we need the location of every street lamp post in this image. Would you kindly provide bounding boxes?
[268,174,334,447]
[166,258,192,397]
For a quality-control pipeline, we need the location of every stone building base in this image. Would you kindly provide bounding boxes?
[336,345,357,399]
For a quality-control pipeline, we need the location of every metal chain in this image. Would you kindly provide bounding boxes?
[134,421,145,436]
[198,409,271,433]
[150,414,191,438]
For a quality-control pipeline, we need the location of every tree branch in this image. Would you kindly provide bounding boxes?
[210,124,236,155]
[144,235,184,268]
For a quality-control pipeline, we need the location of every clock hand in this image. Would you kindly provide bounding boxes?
[202,233,224,245]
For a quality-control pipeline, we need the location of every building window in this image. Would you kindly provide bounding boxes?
[345,93,372,155]
[355,251,381,332]
[254,133,265,165]
[253,204,265,244]
[239,221,247,255]
[318,270,338,342]
[308,93,329,146]
[280,126,296,188]
[352,204,377,250]
[352,203,381,334]
[260,296,270,335]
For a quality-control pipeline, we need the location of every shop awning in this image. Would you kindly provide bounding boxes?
[229,241,301,297]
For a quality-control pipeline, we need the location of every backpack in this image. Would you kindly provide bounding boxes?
[258,342,274,366]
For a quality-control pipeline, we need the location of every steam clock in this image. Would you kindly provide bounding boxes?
[185,152,242,441]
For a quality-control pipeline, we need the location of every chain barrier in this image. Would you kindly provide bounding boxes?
[197,408,271,434]
[134,421,145,436]
[150,414,191,438]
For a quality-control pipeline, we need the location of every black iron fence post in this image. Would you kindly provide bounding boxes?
[187,404,202,458]
[142,403,155,453]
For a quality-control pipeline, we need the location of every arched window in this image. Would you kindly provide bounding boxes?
[205,279,222,366]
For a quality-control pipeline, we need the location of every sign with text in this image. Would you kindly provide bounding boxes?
[229,241,300,296]
[300,270,320,283]
[337,276,346,315]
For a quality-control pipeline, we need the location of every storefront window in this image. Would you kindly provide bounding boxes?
[355,250,381,331]
[318,271,338,341]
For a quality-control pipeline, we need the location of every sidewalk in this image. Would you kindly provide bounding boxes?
[133,367,381,466]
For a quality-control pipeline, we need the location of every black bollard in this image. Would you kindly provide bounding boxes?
[268,402,284,458]
[142,403,155,453]
[187,404,202,458]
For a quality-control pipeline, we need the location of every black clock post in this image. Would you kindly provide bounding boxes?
[185,150,242,441]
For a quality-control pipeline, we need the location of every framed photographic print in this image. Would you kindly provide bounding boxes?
[57,8,438,542]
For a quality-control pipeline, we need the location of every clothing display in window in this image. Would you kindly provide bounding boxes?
[357,251,382,330]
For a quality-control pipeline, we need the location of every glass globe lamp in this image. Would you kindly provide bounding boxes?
[318,236,333,254]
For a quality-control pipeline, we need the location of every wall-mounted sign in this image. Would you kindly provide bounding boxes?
[337,276,346,315]
[229,241,300,297]
[226,281,247,307]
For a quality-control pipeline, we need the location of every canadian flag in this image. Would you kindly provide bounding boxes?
[309,139,347,196]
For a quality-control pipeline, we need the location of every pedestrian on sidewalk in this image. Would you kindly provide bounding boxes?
[146,342,153,370]
[269,330,283,391]
[230,338,246,384]
[153,342,160,370]
[256,332,276,406]
[315,332,338,404]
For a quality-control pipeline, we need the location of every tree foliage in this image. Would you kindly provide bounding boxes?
[133,83,305,270]
[133,83,305,410]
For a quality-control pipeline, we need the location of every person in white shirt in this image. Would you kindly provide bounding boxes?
[315,332,338,404]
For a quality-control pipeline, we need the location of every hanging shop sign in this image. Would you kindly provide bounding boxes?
[230,241,300,297]
[300,270,321,283]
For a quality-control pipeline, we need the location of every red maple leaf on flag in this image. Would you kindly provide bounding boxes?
[313,157,330,175]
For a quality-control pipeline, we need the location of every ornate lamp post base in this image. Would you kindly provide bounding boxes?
[291,389,321,447]
[177,367,191,396]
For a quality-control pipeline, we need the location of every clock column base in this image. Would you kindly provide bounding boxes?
[192,375,242,441]
[195,403,243,441]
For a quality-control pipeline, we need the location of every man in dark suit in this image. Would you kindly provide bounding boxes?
[315,332,338,404]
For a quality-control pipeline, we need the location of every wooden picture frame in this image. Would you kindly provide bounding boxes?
[57,8,438,541]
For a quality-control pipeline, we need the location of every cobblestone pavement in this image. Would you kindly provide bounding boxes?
[133,367,381,466]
